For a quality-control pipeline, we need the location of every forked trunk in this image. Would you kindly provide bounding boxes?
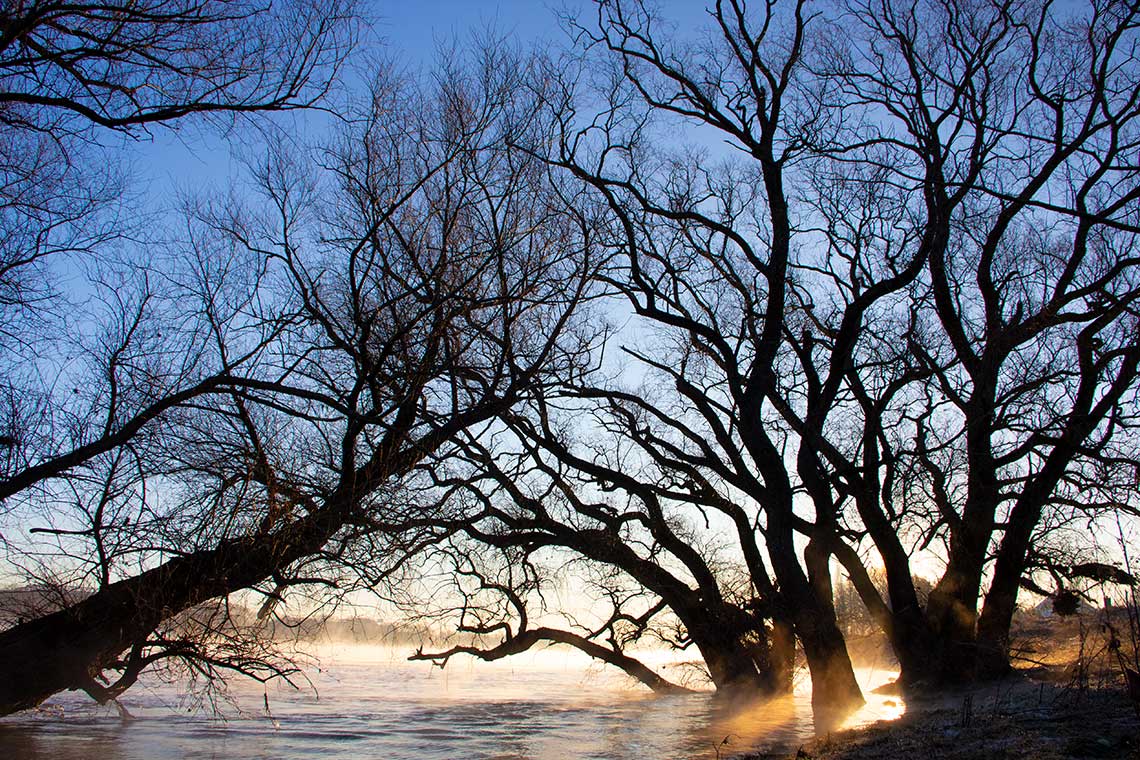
[684,605,792,695]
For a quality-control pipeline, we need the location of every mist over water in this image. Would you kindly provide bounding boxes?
[0,645,905,759]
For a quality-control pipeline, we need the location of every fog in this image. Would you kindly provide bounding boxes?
[0,643,905,759]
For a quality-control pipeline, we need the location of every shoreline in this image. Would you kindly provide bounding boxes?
[739,677,1140,760]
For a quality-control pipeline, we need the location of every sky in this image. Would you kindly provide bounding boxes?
[132,1,579,200]
[131,0,722,198]
[15,0,1128,624]
[377,0,569,55]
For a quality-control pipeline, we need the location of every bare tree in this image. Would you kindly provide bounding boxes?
[808,0,1140,680]
[419,0,1140,704]
[391,412,788,696]
[405,538,694,694]
[0,46,600,713]
[0,4,358,686]
[0,0,355,131]
[0,0,358,500]
[546,0,869,712]
[7,0,1139,718]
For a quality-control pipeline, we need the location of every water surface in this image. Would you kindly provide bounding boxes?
[0,646,905,759]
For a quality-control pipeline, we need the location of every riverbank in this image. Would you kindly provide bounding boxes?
[742,677,1140,759]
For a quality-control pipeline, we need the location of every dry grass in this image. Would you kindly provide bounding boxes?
[793,687,1139,759]
[738,608,1140,760]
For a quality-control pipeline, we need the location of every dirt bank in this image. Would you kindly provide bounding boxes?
[740,677,1140,760]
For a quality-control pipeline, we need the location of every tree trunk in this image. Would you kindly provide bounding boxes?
[0,508,340,715]
[977,451,1080,678]
[682,603,787,694]
[796,609,865,716]
[923,473,997,682]
[779,542,864,711]
[766,617,797,694]
[412,627,692,694]
[975,498,1047,678]
[924,572,983,683]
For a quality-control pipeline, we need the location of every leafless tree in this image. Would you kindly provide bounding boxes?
[388,414,783,695]
[7,0,1140,719]
[0,0,358,500]
[0,0,358,712]
[811,0,1140,680]
[0,45,600,714]
[542,0,871,712]
[422,0,1140,706]
[0,0,355,131]
[405,536,694,693]
[0,0,357,707]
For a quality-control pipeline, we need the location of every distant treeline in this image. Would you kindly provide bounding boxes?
[0,586,434,646]
[263,615,439,646]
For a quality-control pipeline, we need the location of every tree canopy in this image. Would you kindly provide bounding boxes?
[1,0,1139,720]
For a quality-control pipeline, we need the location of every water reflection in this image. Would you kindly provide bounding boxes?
[0,647,905,759]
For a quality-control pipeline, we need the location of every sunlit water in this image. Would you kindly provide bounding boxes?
[0,645,905,759]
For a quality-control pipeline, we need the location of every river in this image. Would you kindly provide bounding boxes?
[0,645,905,759]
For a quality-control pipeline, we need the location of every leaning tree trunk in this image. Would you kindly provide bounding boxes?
[563,525,795,696]
[976,418,1109,679]
[0,506,343,715]
[411,626,693,694]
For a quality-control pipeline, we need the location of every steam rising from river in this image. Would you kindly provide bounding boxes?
[0,643,906,759]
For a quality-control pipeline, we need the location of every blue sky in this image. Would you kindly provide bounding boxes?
[130,1,721,199]
[131,1,588,203]
[378,0,569,56]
